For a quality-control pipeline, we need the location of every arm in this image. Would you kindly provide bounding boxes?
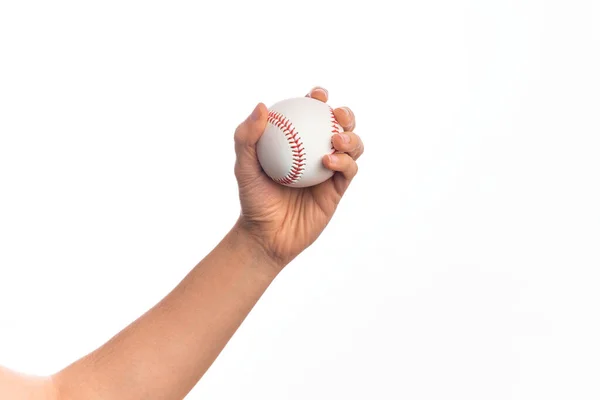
[1,87,364,400]
[52,225,279,400]
[0,367,55,400]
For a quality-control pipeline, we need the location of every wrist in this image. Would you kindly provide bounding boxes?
[228,218,287,278]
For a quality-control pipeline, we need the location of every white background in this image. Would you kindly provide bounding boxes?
[1,1,599,399]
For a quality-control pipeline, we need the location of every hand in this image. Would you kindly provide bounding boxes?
[233,87,364,270]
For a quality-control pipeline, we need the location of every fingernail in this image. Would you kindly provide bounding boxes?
[250,104,261,121]
[337,133,350,143]
[328,154,338,164]
[311,87,328,97]
[341,107,351,118]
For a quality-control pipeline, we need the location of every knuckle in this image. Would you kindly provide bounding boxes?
[354,139,365,158]
[233,133,242,145]
[233,124,245,143]
[234,157,247,179]
[350,161,359,177]
[344,161,358,180]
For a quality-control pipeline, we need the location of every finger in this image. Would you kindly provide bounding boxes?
[234,103,268,179]
[331,131,365,160]
[306,86,329,103]
[333,107,356,131]
[323,153,359,181]
[234,102,268,149]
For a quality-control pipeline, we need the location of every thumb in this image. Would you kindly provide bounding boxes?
[234,102,268,179]
[235,103,268,147]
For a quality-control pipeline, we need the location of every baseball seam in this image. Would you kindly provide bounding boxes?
[267,110,306,185]
[329,106,342,153]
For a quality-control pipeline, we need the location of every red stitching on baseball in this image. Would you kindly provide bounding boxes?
[329,107,342,154]
[267,110,306,185]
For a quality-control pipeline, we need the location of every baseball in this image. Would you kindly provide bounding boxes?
[257,97,343,188]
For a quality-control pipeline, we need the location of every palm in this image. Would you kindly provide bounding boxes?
[239,171,345,263]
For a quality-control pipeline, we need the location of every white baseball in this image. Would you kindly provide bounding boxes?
[257,97,343,188]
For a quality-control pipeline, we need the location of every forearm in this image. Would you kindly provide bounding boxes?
[53,223,281,400]
[0,367,56,400]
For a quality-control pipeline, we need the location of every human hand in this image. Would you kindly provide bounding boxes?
[233,87,364,271]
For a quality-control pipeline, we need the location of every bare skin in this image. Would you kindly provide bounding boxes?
[0,87,364,400]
